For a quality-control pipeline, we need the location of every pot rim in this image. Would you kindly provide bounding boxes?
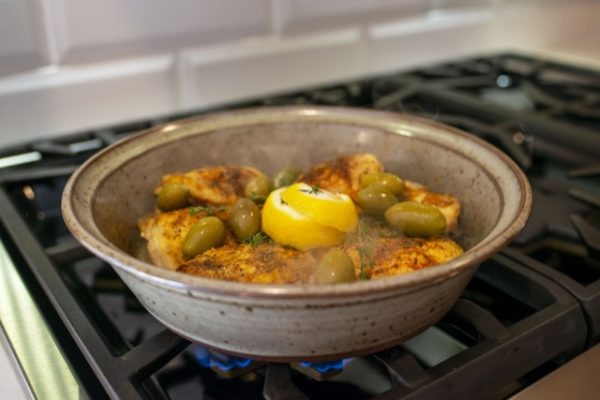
[61,105,532,300]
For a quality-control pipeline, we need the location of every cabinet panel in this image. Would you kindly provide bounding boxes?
[366,12,494,75]
[0,55,176,146]
[0,0,49,77]
[49,0,270,63]
[278,0,426,33]
[181,30,364,108]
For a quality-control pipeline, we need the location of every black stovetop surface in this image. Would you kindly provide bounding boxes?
[0,53,598,399]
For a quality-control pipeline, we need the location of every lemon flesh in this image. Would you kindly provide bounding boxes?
[280,183,358,233]
[262,188,346,250]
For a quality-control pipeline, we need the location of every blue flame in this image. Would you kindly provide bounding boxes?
[194,346,253,372]
[299,358,352,373]
[194,346,351,374]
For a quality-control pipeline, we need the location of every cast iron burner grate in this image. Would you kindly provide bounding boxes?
[0,53,598,399]
[249,54,600,168]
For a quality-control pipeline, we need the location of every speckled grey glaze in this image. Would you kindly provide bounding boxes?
[61,106,531,361]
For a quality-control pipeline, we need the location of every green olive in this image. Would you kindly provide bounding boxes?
[156,183,189,211]
[231,198,261,241]
[361,172,404,196]
[384,202,447,237]
[356,186,399,216]
[273,167,302,189]
[244,174,272,199]
[182,216,225,259]
[315,249,356,284]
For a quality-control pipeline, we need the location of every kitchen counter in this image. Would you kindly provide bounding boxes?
[511,343,600,400]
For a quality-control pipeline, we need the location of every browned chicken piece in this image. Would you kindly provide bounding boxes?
[342,219,463,280]
[177,232,462,283]
[403,181,461,231]
[157,166,262,206]
[345,236,463,279]
[298,153,383,201]
[140,204,462,282]
[178,243,317,283]
[138,208,235,270]
[298,153,460,231]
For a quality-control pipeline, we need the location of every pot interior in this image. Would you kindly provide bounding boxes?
[90,118,502,261]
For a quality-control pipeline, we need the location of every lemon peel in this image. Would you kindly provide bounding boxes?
[262,188,345,250]
[280,183,358,233]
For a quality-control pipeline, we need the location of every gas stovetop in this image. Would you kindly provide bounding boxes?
[0,53,598,400]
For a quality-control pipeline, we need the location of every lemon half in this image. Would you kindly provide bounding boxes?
[280,183,358,233]
[262,188,346,250]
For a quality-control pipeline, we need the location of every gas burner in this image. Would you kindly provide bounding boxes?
[522,81,600,121]
[569,164,600,178]
[519,188,581,243]
[194,347,265,379]
[510,162,600,286]
[371,76,421,109]
[192,347,353,382]
[291,359,352,381]
[571,213,600,260]
[513,182,588,246]
[517,236,600,286]
[426,113,533,169]
[259,82,368,108]
[417,64,465,78]
[567,165,600,258]
[569,187,600,208]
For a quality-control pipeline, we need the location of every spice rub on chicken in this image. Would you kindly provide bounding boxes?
[342,220,463,279]
[178,235,462,283]
[139,207,235,270]
[179,243,317,283]
[157,165,262,206]
[139,153,464,284]
[299,153,383,201]
[300,154,460,231]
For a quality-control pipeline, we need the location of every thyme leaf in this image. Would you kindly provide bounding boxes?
[346,218,376,280]
[309,185,320,195]
[188,206,206,216]
[359,270,371,280]
[189,205,228,216]
[244,232,269,246]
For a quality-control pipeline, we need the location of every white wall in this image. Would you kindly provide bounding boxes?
[0,0,598,146]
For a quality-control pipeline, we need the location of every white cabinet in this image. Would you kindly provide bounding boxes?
[46,0,271,63]
[277,0,426,33]
[0,0,50,77]
[0,55,177,143]
[180,29,364,108]
[0,0,597,147]
[366,9,495,75]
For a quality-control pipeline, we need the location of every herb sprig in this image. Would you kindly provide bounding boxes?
[244,232,269,246]
[189,205,228,216]
[301,184,321,195]
[346,218,375,280]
